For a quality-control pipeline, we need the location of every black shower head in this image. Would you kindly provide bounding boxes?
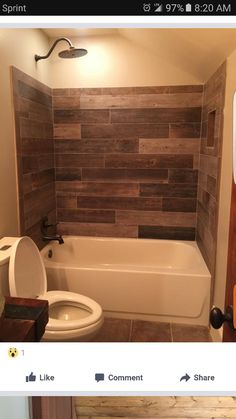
[58,46,88,59]
[35,37,88,62]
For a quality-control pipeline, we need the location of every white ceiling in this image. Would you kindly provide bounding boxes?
[42,28,236,81]
[42,28,119,38]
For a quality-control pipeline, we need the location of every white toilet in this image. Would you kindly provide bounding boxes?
[0,236,103,341]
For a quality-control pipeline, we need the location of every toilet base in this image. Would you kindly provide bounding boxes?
[41,317,104,342]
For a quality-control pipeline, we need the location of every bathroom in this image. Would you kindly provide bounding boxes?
[0,28,236,342]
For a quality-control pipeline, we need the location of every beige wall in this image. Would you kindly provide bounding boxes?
[213,50,236,332]
[0,29,50,237]
[49,34,201,88]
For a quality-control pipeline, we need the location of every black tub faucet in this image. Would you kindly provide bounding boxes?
[41,216,64,245]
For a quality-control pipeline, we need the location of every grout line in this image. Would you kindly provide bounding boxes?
[129,320,133,342]
[170,322,174,343]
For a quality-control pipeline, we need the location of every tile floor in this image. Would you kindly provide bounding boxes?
[92,317,212,342]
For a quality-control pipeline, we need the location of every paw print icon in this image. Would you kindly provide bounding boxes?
[143,3,151,12]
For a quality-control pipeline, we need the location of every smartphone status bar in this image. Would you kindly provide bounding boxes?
[0,1,234,16]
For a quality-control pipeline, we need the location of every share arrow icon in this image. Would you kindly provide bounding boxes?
[180,373,191,382]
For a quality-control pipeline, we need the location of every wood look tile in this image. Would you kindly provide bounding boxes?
[20,118,53,139]
[22,153,54,174]
[56,168,82,181]
[105,154,193,169]
[21,138,54,155]
[168,169,198,184]
[195,62,226,277]
[18,80,52,107]
[54,109,109,123]
[56,193,77,209]
[53,95,80,109]
[55,154,104,168]
[23,184,55,213]
[198,191,217,222]
[57,208,115,223]
[196,227,214,273]
[56,181,139,196]
[37,154,54,171]
[77,196,162,211]
[55,138,139,154]
[169,123,201,138]
[24,187,56,230]
[198,171,208,189]
[25,209,56,250]
[116,210,196,227]
[54,123,81,139]
[207,175,217,197]
[139,226,195,240]
[80,93,202,109]
[133,86,170,94]
[82,168,168,183]
[22,174,32,194]
[18,97,53,122]
[81,123,169,138]
[13,68,55,247]
[14,73,208,247]
[139,138,200,154]
[78,88,103,95]
[140,183,197,198]
[111,107,202,124]
[31,168,55,189]
[199,155,218,178]
[197,201,210,227]
[12,67,51,95]
[53,88,70,96]
[163,197,197,212]
[58,222,138,238]
[169,84,203,93]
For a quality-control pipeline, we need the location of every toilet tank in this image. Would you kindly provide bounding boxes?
[0,237,19,296]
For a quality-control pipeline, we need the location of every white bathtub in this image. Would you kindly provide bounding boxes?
[41,236,211,326]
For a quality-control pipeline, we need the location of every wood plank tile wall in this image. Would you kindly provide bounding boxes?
[12,64,225,263]
[53,85,203,239]
[196,62,226,275]
[12,67,56,248]
[75,396,236,419]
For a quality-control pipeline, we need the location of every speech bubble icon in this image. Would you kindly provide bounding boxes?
[95,373,105,382]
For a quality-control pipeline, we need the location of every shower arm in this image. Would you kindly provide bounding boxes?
[35,37,74,62]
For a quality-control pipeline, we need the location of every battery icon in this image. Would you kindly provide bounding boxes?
[185,3,192,12]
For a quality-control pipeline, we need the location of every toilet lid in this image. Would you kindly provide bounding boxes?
[9,236,47,298]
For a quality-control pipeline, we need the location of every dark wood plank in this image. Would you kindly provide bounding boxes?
[105,154,193,169]
[77,196,162,211]
[139,226,195,240]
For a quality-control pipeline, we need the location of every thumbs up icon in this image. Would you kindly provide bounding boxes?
[26,372,36,382]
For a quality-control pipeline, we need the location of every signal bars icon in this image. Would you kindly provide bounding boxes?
[154,3,163,12]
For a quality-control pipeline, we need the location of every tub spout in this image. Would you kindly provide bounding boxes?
[41,216,64,244]
[42,235,64,245]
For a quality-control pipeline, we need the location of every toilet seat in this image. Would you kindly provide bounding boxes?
[41,290,103,331]
[8,237,103,339]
